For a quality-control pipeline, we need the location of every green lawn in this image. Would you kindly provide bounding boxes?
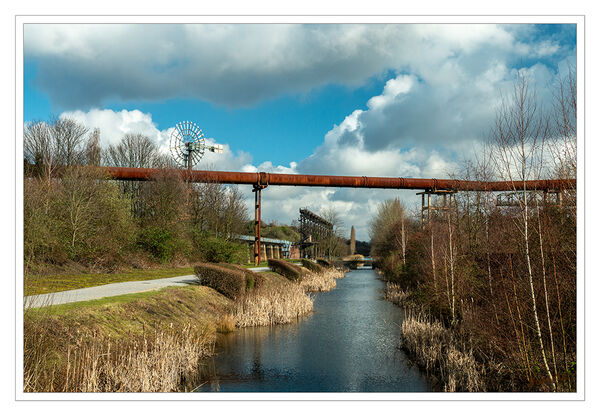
[24,259,303,296]
[24,266,195,296]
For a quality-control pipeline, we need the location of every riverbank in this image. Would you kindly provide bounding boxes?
[24,264,340,392]
[381,280,565,392]
[24,284,232,392]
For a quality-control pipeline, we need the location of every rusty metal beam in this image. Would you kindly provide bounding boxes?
[104,166,575,192]
[252,184,266,266]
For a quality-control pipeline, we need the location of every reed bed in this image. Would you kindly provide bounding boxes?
[24,322,215,392]
[401,310,484,392]
[233,282,313,327]
[384,282,410,305]
[331,267,347,279]
[299,269,344,292]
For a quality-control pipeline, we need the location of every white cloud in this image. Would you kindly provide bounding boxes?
[59,108,252,171]
[60,109,163,147]
[24,23,567,109]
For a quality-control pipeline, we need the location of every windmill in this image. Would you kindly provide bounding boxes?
[169,121,223,169]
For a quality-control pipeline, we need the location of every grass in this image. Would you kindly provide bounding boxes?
[25,266,196,296]
[216,314,236,333]
[24,285,233,392]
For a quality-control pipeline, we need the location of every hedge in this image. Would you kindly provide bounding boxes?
[267,259,306,281]
[316,258,333,268]
[218,263,264,290]
[194,263,247,300]
[301,259,326,274]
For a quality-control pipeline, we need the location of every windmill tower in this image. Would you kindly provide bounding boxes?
[169,121,223,169]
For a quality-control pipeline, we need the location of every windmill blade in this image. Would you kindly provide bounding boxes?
[169,121,208,168]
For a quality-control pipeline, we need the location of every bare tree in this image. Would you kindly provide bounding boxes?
[24,120,54,177]
[86,128,102,166]
[24,117,90,177]
[549,64,577,213]
[550,64,576,180]
[104,133,162,217]
[489,74,555,391]
[369,198,406,263]
[53,117,89,166]
[321,207,346,258]
[104,133,159,168]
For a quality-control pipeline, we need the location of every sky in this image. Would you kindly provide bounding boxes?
[23,23,576,241]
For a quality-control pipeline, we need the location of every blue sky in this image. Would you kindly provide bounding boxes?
[25,59,391,166]
[23,23,577,239]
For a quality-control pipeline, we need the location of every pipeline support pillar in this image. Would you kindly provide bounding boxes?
[253,183,268,266]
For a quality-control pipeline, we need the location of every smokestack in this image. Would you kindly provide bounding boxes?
[350,226,356,255]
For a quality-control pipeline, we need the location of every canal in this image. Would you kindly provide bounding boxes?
[196,268,431,392]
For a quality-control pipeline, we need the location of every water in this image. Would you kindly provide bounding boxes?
[196,268,431,392]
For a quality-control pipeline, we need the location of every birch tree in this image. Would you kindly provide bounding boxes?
[490,74,555,391]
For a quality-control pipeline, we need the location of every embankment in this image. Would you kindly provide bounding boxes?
[382,280,533,392]
[24,264,345,392]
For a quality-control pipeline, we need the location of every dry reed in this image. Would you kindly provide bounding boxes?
[234,282,313,327]
[216,314,236,333]
[401,310,484,392]
[24,323,215,392]
[299,269,343,292]
[384,282,410,305]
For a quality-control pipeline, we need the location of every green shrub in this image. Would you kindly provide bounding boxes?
[194,263,246,300]
[218,263,263,291]
[24,168,136,268]
[301,259,325,274]
[316,258,333,268]
[137,226,175,262]
[268,259,307,281]
[195,235,247,264]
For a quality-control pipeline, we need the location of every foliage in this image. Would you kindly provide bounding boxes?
[194,263,247,300]
[24,167,136,268]
[217,263,264,291]
[194,234,248,264]
[267,259,306,281]
[316,258,333,268]
[301,259,326,274]
[137,226,175,263]
[258,222,301,242]
[24,125,250,273]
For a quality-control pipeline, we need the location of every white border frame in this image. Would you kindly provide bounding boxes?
[15,15,585,401]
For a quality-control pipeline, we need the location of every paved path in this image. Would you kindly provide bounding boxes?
[25,266,270,308]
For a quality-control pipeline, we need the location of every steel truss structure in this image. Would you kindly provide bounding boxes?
[299,208,333,259]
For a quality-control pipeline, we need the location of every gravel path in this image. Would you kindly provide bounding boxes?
[24,266,270,308]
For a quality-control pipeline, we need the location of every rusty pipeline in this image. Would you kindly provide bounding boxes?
[104,166,575,192]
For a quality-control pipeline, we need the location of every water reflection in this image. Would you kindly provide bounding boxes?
[196,269,431,392]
